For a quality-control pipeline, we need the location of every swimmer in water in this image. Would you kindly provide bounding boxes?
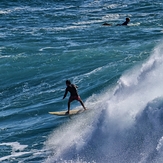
[103,17,130,26]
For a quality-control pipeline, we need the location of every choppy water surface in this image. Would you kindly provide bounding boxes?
[1,0,163,162]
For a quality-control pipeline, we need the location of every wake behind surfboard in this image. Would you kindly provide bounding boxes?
[49,109,85,116]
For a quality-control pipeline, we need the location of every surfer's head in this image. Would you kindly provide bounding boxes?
[66,80,71,85]
[126,17,130,22]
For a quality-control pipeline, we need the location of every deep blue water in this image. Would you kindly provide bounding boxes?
[1,0,163,162]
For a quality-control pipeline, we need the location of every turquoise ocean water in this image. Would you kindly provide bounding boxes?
[1,0,163,162]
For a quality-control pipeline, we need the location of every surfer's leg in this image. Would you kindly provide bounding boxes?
[76,96,86,110]
[67,97,73,114]
[67,101,71,114]
[79,99,86,110]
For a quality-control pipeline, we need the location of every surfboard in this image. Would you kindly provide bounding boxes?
[49,109,85,116]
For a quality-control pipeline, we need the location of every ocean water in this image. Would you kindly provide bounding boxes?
[1,0,163,162]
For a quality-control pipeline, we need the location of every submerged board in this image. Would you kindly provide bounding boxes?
[49,109,85,116]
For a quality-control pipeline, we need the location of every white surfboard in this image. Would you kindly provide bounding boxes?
[49,109,85,116]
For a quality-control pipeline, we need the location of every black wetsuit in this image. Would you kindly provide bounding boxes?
[121,21,129,25]
[116,20,129,26]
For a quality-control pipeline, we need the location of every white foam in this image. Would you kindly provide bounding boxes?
[0,142,29,161]
[0,10,11,14]
[44,40,163,162]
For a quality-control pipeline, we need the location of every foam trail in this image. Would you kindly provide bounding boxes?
[0,142,29,162]
[44,41,163,163]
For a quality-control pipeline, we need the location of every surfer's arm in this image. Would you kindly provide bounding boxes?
[63,88,68,99]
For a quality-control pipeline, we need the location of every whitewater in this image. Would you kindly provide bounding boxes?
[44,43,163,163]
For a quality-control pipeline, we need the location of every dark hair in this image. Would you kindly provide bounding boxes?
[66,80,71,85]
[126,17,130,21]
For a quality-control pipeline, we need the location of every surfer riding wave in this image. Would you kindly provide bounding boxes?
[63,80,87,114]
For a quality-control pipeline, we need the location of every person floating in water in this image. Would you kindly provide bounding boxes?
[116,17,130,26]
[63,80,86,114]
[103,17,130,26]
[102,22,112,26]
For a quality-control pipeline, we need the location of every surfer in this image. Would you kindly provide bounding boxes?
[103,17,130,26]
[116,17,130,26]
[102,22,112,26]
[63,80,86,114]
